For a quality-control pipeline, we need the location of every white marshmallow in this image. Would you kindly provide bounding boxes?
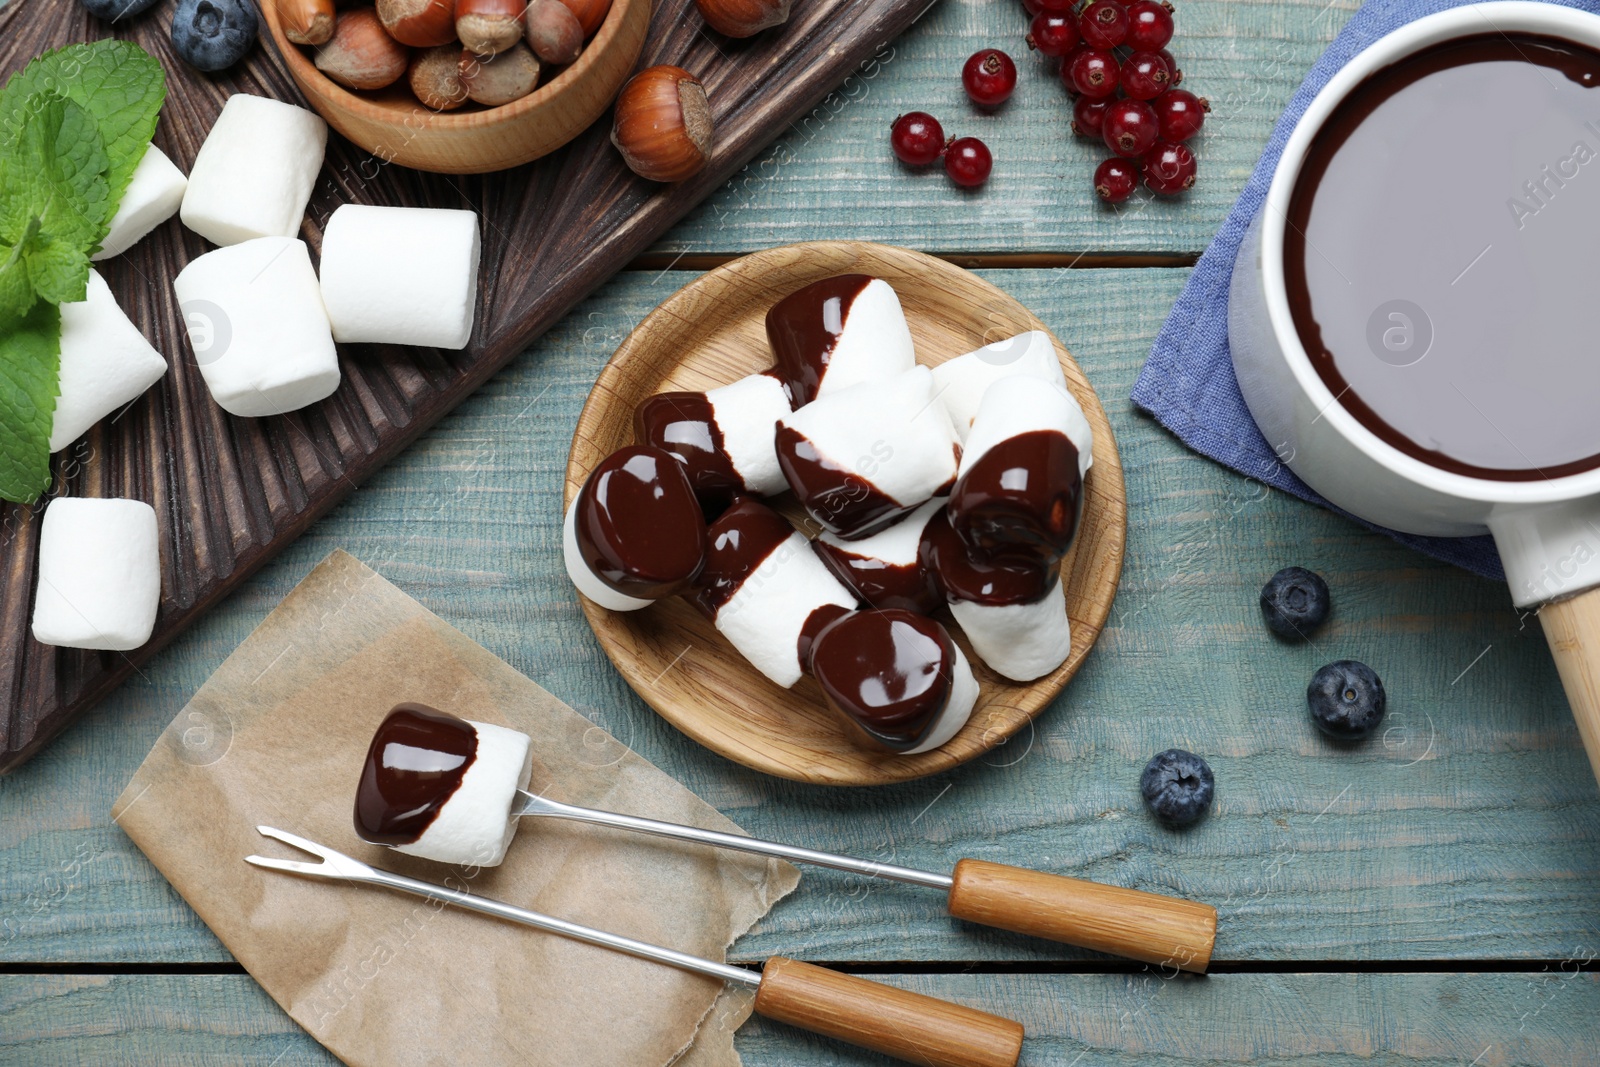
[813,278,917,399]
[562,497,653,612]
[951,584,1072,683]
[715,530,856,689]
[958,376,1093,482]
[706,373,792,495]
[51,270,168,452]
[816,496,945,568]
[318,204,480,349]
[31,497,160,651]
[903,643,979,755]
[930,331,1067,442]
[94,144,188,261]
[173,237,341,417]
[394,719,532,868]
[180,95,327,247]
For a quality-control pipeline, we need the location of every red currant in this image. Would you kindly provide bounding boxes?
[1152,88,1209,141]
[1143,139,1197,194]
[1026,12,1079,57]
[1064,47,1120,97]
[889,112,945,167]
[1036,0,1078,10]
[963,49,1017,108]
[1094,157,1139,203]
[1022,0,1044,14]
[1078,0,1129,49]
[1120,50,1172,100]
[1101,97,1158,157]
[1125,0,1175,51]
[1158,47,1182,85]
[945,136,993,188]
[1071,95,1109,137]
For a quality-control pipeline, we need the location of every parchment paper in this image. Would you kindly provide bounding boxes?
[112,549,800,1067]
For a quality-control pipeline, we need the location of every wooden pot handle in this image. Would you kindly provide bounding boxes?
[1539,587,1600,786]
[945,859,1217,973]
[753,956,1024,1067]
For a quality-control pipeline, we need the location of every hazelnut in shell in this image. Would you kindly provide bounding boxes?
[377,0,457,47]
[456,0,524,55]
[695,0,788,37]
[610,65,713,183]
[281,0,335,45]
[524,0,582,65]
[459,42,540,106]
[556,0,609,37]
[409,44,470,110]
[314,8,410,90]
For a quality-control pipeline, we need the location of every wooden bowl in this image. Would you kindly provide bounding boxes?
[262,0,650,174]
[565,242,1127,786]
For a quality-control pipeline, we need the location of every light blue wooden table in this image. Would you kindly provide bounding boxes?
[4,1,1600,1063]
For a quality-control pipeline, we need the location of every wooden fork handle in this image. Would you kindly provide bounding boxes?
[753,957,1024,1067]
[946,859,1217,973]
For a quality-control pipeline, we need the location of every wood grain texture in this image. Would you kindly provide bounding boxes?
[945,859,1216,973]
[0,0,941,773]
[565,242,1126,785]
[753,957,1024,1067]
[4,270,1597,967]
[5,971,1599,1065]
[1539,588,1600,786]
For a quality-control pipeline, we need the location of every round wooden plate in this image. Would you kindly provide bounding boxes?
[565,241,1127,785]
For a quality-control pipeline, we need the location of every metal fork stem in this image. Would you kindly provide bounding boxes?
[515,790,955,892]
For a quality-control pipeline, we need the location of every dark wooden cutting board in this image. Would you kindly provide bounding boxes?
[0,0,936,772]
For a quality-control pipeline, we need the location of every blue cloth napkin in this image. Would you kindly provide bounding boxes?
[1131,0,1600,583]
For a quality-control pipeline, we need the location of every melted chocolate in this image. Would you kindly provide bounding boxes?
[774,425,908,540]
[764,274,873,407]
[921,511,1054,606]
[811,535,943,615]
[690,498,796,619]
[354,703,478,846]
[1285,33,1600,480]
[574,445,707,599]
[949,430,1082,566]
[809,609,956,752]
[797,602,853,671]
[634,392,743,514]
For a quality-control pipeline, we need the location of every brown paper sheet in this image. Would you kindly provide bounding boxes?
[112,549,800,1067]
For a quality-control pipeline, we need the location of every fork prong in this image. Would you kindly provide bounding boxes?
[255,825,337,860]
[244,854,329,876]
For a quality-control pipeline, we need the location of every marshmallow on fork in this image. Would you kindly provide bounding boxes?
[319,204,481,349]
[31,497,161,651]
[51,270,168,452]
[929,331,1067,442]
[173,237,341,417]
[776,366,961,540]
[93,145,187,261]
[354,703,533,868]
[563,445,708,612]
[634,373,793,509]
[765,275,915,406]
[180,95,327,247]
[691,499,856,689]
[811,496,946,615]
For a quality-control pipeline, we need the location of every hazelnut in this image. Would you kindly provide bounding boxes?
[456,0,524,55]
[695,0,788,38]
[555,0,609,37]
[610,65,713,183]
[314,8,410,90]
[377,0,457,47]
[281,0,336,45]
[409,43,470,109]
[523,0,581,65]
[459,42,540,105]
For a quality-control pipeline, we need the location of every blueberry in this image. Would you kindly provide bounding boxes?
[1307,659,1386,740]
[1140,749,1214,828]
[1260,566,1330,640]
[81,0,162,21]
[172,0,259,72]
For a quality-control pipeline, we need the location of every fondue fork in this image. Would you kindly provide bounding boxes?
[511,789,1218,972]
[247,826,1024,1067]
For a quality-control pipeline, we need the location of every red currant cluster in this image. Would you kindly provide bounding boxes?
[1026,0,1208,202]
[888,47,1018,190]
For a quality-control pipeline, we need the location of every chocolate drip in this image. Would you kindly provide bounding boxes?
[949,430,1082,567]
[797,602,853,672]
[574,445,707,599]
[764,274,873,407]
[691,498,797,618]
[812,535,943,615]
[921,511,1054,606]
[354,703,478,846]
[809,609,956,752]
[635,391,743,515]
[774,424,908,540]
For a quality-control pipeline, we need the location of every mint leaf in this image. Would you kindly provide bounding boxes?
[0,300,60,503]
[0,40,166,210]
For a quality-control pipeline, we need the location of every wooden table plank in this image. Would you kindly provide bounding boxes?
[4,971,1596,1065]
[3,268,1597,966]
[648,0,1361,259]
